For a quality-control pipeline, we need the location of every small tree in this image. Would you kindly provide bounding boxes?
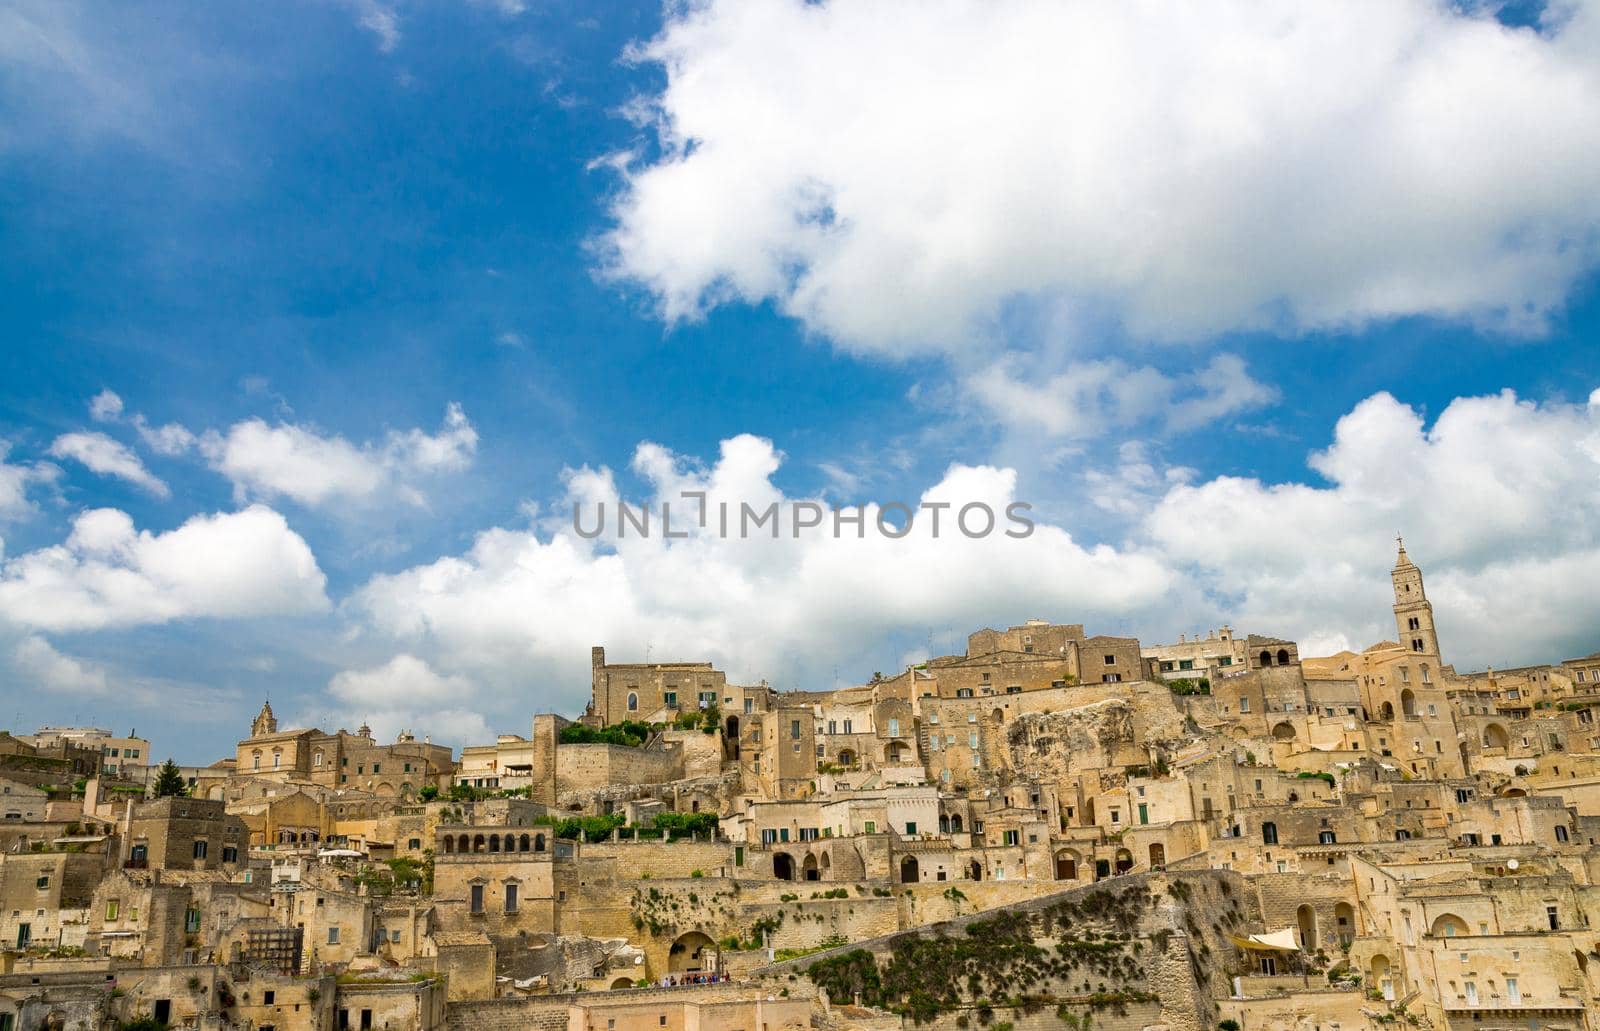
[152,759,188,798]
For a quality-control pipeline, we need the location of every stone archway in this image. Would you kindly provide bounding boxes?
[1296,904,1317,950]
[1334,902,1355,946]
[900,856,920,883]
[1148,843,1166,869]
[1054,849,1080,880]
[802,853,820,881]
[773,852,795,880]
[1484,723,1510,750]
[1271,722,1296,740]
[668,931,718,974]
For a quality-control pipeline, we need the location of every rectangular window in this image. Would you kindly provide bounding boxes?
[327,927,340,945]
[222,846,238,863]
[35,875,48,889]
[193,840,208,859]
[1239,697,1250,713]
[790,720,801,740]
[186,908,201,932]
[864,821,876,834]
[905,822,917,836]
[505,883,518,913]
[106,900,120,921]
[1103,654,1116,665]
[470,885,484,914]
[1506,977,1519,1004]
[372,763,380,774]
[263,991,275,1005]
[1138,803,1148,825]
[843,719,852,733]
[664,691,677,707]
[888,718,899,737]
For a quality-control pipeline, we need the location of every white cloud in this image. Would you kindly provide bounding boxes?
[48,431,169,497]
[0,504,330,632]
[967,353,1275,439]
[200,404,477,508]
[1144,387,1600,666]
[133,417,198,456]
[12,633,109,694]
[349,0,400,53]
[348,433,1176,712]
[600,0,1600,355]
[0,443,58,522]
[320,654,492,744]
[89,389,123,422]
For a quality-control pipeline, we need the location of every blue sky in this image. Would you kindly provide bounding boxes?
[2,0,1598,763]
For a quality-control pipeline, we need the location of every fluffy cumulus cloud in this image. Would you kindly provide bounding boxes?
[968,353,1276,439]
[347,432,1176,714]
[48,431,169,497]
[11,633,110,694]
[200,403,478,508]
[1145,387,1600,665]
[0,443,58,522]
[601,0,1600,355]
[319,654,492,744]
[0,504,330,632]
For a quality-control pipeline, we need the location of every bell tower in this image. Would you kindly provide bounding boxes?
[251,700,278,738]
[1391,537,1440,659]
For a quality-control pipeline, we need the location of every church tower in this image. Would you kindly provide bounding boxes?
[1391,537,1440,659]
[251,700,278,738]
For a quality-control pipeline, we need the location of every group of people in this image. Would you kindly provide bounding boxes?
[659,971,726,987]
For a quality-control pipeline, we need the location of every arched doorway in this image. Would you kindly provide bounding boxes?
[773,852,795,880]
[1114,848,1133,874]
[1334,902,1355,946]
[1380,701,1395,720]
[725,715,740,759]
[1483,723,1509,750]
[1259,650,1273,667]
[669,931,718,974]
[1370,955,1395,1001]
[1148,843,1166,869]
[900,856,920,883]
[1277,648,1290,665]
[1400,689,1417,718]
[802,854,820,881]
[990,709,1004,725]
[968,860,982,881]
[1054,850,1079,880]
[1296,904,1317,950]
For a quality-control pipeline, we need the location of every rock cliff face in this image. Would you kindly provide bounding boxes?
[1006,699,1137,778]
[770,871,1256,1031]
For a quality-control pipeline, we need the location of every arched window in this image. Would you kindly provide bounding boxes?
[314,751,324,767]
[520,833,531,852]
[1259,650,1273,667]
[534,833,546,851]
[1262,822,1278,845]
[489,834,501,853]
[627,693,638,711]
[1277,648,1290,665]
